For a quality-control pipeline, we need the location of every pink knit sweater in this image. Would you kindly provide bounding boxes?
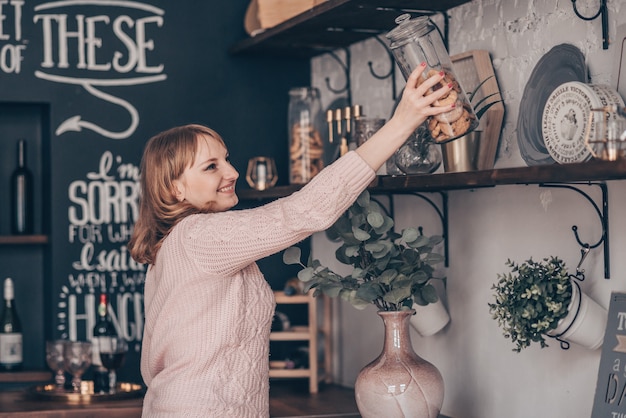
[141,152,375,417]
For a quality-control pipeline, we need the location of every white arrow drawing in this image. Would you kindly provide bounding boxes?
[35,71,167,140]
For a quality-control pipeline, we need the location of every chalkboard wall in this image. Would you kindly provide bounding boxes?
[0,0,309,384]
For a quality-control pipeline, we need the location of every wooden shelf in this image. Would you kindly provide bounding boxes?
[270,291,331,393]
[0,370,50,383]
[238,160,626,200]
[230,0,472,57]
[0,235,48,245]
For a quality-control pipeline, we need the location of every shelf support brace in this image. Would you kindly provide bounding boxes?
[571,0,609,49]
[368,36,397,101]
[324,47,352,106]
[539,182,609,278]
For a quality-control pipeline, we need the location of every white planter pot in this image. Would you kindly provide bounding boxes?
[410,298,451,337]
[548,280,607,350]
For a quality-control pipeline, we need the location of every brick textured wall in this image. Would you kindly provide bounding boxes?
[311,2,626,417]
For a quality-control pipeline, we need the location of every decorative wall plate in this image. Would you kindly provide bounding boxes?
[517,44,587,165]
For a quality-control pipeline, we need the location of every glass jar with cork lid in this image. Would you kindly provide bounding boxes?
[288,87,326,184]
[386,14,478,143]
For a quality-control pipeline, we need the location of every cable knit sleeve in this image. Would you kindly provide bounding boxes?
[178,151,375,276]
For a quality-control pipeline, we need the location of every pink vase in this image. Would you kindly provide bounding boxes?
[354,310,444,418]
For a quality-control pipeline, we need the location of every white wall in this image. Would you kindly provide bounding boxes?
[310,1,626,417]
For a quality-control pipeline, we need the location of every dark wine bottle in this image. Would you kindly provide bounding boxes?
[93,294,116,393]
[0,278,23,371]
[11,139,34,235]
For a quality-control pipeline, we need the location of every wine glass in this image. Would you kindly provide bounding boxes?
[63,341,92,392]
[45,340,67,390]
[97,336,127,393]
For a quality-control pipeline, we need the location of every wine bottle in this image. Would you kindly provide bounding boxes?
[92,293,116,393]
[11,139,34,235]
[0,278,23,371]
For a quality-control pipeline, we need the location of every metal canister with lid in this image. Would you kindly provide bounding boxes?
[288,87,325,184]
[386,14,478,143]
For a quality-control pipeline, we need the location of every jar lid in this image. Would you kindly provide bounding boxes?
[385,14,434,47]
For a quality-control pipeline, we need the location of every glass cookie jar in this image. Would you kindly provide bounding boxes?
[386,14,478,143]
[288,87,326,184]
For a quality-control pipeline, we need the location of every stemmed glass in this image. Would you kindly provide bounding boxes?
[97,336,127,393]
[45,340,67,390]
[63,341,92,392]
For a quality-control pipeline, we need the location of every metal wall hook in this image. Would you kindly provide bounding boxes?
[570,244,591,282]
[540,182,609,278]
[571,0,609,49]
[367,36,397,101]
[324,48,352,105]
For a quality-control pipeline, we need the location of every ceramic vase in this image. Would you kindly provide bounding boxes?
[548,280,607,350]
[354,310,444,418]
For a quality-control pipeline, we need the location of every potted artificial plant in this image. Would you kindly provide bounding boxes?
[488,256,607,352]
[283,190,446,418]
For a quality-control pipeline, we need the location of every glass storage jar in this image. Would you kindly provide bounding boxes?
[288,87,326,184]
[386,14,478,143]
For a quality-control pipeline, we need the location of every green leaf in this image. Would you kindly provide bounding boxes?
[353,226,371,241]
[356,282,382,302]
[402,228,420,243]
[379,269,398,284]
[409,270,429,284]
[420,284,439,303]
[383,287,412,305]
[367,212,385,228]
[320,282,343,298]
[344,245,360,258]
[356,190,370,208]
[297,267,316,282]
[373,216,394,235]
[469,75,494,102]
[424,253,445,265]
[406,234,430,248]
[283,247,301,265]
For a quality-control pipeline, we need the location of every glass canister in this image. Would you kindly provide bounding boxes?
[288,87,326,184]
[386,14,478,143]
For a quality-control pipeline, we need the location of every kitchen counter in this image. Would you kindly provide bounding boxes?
[0,389,143,418]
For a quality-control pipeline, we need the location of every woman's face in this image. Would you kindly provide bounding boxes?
[173,135,239,212]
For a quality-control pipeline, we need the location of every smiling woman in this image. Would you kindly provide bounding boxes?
[126,67,453,417]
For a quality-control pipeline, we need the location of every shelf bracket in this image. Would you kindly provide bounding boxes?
[373,191,449,267]
[539,182,609,279]
[368,36,397,101]
[324,47,352,106]
[571,0,609,50]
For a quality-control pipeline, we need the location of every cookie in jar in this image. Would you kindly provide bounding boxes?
[288,87,326,184]
[421,69,478,143]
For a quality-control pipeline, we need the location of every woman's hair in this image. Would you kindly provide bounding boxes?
[128,124,226,265]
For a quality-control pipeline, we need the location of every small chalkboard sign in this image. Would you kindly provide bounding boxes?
[592,292,626,417]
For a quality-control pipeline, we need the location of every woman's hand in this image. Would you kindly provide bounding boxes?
[355,64,455,171]
[391,63,455,134]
